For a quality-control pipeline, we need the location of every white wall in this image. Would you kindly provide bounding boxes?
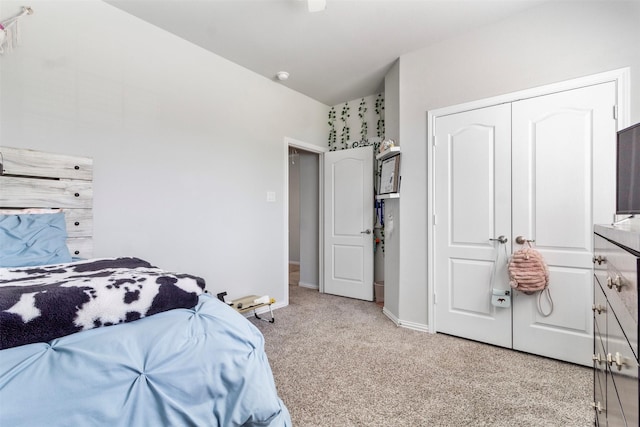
[331,93,385,150]
[382,61,400,318]
[0,0,328,305]
[298,151,319,288]
[288,151,300,264]
[393,1,640,326]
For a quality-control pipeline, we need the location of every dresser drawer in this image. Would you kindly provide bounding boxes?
[594,361,606,426]
[594,234,639,359]
[594,280,608,354]
[609,309,639,426]
[593,282,608,426]
[608,370,628,427]
[595,320,607,368]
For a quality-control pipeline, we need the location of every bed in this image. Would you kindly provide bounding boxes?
[0,147,291,426]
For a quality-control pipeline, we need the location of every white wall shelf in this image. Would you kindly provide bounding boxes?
[376,146,400,161]
[376,146,400,198]
[376,193,400,200]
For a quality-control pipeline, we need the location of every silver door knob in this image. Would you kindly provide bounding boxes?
[515,236,535,245]
[361,229,371,234]
[490,235,508,244]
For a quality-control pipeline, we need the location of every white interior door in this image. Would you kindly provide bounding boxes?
[511,82,617,365]
[323,146,374,301]
[434,104,512,347]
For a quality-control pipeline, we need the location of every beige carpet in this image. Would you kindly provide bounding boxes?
[254,284,592,427]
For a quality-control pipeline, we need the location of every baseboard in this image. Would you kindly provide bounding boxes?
[398,319,430,333]
[382,308,430,333]
[382,307,400,325]
[298,281,318,290]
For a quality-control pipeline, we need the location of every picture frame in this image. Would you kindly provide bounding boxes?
[379,154,401,194]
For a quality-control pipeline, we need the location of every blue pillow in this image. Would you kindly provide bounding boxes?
[0,213,73,267]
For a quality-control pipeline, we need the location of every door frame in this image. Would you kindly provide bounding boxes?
[426,67,630,333]
[283,137,328,302]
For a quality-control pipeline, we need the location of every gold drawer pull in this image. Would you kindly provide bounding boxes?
[592,401,605,414]
[592,353,605,365]
[606,275,625,292]
[592,255,607,265]
[607,352,627,371]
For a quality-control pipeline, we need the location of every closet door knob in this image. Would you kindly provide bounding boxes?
[515,236,536,245]
[360,229,371,235]
[490,235,508,244]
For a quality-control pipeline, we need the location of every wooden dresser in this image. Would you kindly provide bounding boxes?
[593,224,639,426]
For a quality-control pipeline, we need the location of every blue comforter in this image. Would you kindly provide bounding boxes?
[0,294,291,426]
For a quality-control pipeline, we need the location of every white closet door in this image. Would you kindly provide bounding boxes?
[434,104,512,347]
[511,82,617,365]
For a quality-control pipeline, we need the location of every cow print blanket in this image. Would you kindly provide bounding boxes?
[0,257,205,349]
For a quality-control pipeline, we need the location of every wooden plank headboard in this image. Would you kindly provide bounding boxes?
[0,146,94,259]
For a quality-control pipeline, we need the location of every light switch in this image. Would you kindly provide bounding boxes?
[266,191,276,202]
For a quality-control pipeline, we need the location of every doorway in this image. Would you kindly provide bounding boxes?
[284,138,380,304]
[288,146,320,289]
[284,137,326,302]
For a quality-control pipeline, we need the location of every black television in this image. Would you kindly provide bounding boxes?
[616,122,640,215]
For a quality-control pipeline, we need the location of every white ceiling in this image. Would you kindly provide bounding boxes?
[105,0,548,106]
